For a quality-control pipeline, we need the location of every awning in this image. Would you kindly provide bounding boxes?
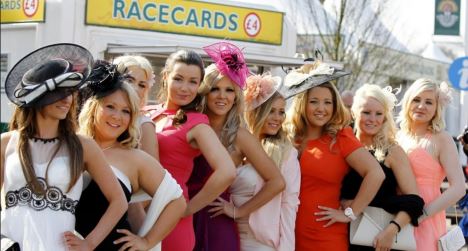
[106,45,305,67]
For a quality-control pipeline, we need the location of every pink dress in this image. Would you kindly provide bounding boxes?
[153,107,209,251]
[402,134,446,251]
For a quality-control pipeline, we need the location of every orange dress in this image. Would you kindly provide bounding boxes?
[295,127,362,251]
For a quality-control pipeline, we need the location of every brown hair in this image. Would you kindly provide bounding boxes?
[9,96,83,194]
[158,50,205,126]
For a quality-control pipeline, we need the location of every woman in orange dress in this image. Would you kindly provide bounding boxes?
[283,61,385,251]
[396,78,466,251]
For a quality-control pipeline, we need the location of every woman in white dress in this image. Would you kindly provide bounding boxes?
[0,43,128,251]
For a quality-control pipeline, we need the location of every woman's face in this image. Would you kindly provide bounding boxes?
[260,96,286,138]
[94,90,131,142]
[305,86,333,128]
[356,97,385,137]
[166,62,202,108]
[126,66,151,104]
[39,94,73,120]
[206,77,237,117]
[409,90,437,125]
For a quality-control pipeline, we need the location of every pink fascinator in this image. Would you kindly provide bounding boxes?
[203,42,249,89]
[244,74,282,111]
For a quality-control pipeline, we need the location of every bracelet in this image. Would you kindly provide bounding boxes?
[422,208,429,216]
[389,220,401,233]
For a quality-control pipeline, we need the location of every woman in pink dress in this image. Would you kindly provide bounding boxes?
[145,50,236,251]
[397,78,466,251]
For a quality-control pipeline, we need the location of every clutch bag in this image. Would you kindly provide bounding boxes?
[350,206,416,251]
[438,225,465,251]
[1,234,20,251]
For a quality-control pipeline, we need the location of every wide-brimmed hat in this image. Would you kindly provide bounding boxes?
[5,43,93,107]
[280,60,350,99]
[244,74,282,111]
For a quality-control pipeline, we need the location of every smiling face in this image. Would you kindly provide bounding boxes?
[125,65,151,104]
[260,96,286,138]
[356,97,385,137]
[165,62,202,109]
[409,90,437,126]
[305,86,334,129]
[206,76,237,117]
[39,94,73,120]
[94,90,131,142]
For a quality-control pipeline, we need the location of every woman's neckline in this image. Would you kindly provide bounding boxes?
[30,136,59,144]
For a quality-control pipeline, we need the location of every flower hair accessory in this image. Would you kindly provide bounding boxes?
[203,41,249,89]
[244,74,282,111]
[438,81,452,107]
[381,85,399,111]
[79,60,123,102]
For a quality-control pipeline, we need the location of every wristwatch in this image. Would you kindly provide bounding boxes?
[344,207,357,221]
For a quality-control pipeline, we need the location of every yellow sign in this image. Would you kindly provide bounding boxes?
[86,0,283,45]
[1,0,45,24]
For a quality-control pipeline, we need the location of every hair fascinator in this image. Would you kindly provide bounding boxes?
[5,43,93,107]
[244,74,282,111]
[280,60,350,99]
[79,60,123,102]
[438,81,452,107]
[203,41,249,89]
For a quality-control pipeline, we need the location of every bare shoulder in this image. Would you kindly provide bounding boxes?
[434,131,455,145]
[1,131,14,145]
[387,144,406,159]
[76,134,96,147]
[236,127,255,143]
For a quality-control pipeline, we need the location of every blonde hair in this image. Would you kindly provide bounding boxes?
[114,55,154,105]
[352,84,398,161]
[398,78,452,134]
[285,82,351,148]
[79,82,140,149]
[245,92,292,168]
[199,64,244,152]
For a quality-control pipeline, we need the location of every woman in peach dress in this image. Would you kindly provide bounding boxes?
[397,78,466,251]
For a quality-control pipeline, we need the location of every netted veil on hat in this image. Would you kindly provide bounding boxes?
[5,43,94,107]
[280,60,350,99]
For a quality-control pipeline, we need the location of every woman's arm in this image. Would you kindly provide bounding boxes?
[422,132,466,220]
[67,137,128,250]
[374,145,419,250]
[278,148,301,251]
[213,128,285,219]
[316,148,384,226]
[184,124,236,216]
[140,122,159,161]
[0,132,13,190]
[114,151,185,250]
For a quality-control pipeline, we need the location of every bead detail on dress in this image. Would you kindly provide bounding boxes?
[5,177,78,214]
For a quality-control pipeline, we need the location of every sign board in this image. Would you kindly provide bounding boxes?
[0,0,45,24]
[434,0,460,36]
[85,0,283,45]
[448,56,468,91]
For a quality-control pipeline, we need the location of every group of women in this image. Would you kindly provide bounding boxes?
[0,42,465,251]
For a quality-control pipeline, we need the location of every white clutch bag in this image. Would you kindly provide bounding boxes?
[438,225,465,251]
[350,206,417,251]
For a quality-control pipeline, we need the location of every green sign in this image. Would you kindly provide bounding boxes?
[434,0,460,36]
[0,122,9,133]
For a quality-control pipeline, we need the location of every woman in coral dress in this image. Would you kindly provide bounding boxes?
[397,78,466,251]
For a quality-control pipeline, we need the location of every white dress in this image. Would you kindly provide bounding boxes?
[1,131,83,251]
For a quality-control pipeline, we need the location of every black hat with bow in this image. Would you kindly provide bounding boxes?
[5,43,94,108]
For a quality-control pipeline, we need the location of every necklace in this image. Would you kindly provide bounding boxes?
[101,143,116,151]
[31,136,59,144]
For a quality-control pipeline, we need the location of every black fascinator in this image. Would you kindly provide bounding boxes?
[79,60,124,104]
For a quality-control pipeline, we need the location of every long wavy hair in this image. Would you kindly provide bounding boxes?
[285,82,351,149]
[352,84,398,161]
[9,96,83,195]
[78,82,140,149]
[198,64,244,153]
[398,78,451,134]
[158,50,205,126]
[245,92,292,168]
